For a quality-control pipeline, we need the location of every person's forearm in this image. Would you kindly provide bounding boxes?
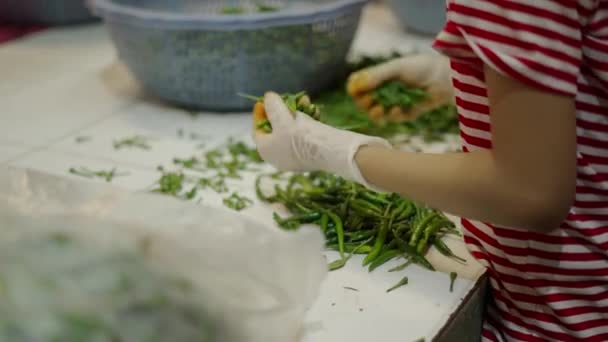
[355,146,571,232]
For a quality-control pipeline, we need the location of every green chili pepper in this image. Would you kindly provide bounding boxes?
[433,239,467,263]
[351,199,383,215]
[328,237,373,270]
[362,214,391,266]
[417,217,453,254]
[413,255,435,271]
[326,211,345,259]
[328,258,347,271]
[409,212,437,247]
[273,212,322,229]
[396,201,415,221]
[360,191,391,206]
[368,249,401,272]
[346,229,378,242]
[347,201,382,218]
[319,214,329,234]
[327,244,373,254]
[386,276,409,293]
[363,202,397,266]
[390,200,408,217]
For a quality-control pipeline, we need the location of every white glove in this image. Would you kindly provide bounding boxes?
[347,53,453,122]
[254,92,392,190]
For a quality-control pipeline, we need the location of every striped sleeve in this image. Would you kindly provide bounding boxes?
[434,0,584,96]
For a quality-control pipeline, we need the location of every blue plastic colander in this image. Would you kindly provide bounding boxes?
[387,0,446,36]
[90,0,368,112]
[0,0,97,25]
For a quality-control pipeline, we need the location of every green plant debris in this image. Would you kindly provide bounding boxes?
[152,140,263,208]
[177,129,207,141]
[75,136,91,143]
[327,237,372,270]
[373,80,428,110]
[113,135,152,150]
[222,192,253,211]
[198,176,229,193]
[68,167,129,182]
[152,167,186,197]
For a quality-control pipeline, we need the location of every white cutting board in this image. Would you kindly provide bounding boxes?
[0,4,485,341]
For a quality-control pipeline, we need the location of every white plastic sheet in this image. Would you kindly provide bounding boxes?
[0,166,327,342]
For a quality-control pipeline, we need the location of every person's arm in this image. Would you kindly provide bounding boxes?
[355,64,577,232]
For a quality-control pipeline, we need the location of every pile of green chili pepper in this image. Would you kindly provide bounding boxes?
[256,171,465,275]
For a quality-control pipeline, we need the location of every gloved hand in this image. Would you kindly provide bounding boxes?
[347,53,453,122]
[253,92,392,190]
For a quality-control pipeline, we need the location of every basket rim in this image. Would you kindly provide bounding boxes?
[88,0,368,30]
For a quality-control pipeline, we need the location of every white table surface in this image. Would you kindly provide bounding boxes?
[0,3,485,341]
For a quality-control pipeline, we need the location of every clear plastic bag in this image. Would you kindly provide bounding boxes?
[0,167,327,342]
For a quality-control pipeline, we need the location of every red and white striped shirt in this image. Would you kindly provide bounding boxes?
[433,1,608,341]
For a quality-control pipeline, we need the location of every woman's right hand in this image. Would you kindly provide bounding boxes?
[347,53,454,122]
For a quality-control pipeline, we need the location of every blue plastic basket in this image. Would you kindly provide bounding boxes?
[0,0,98,25]
[90,0,368,112]
[386,0,445,36]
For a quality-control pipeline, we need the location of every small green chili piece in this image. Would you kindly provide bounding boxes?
[326,211,345,259]
[386,276,409,293]
[450,272,458,292]
[222,192,253,211]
